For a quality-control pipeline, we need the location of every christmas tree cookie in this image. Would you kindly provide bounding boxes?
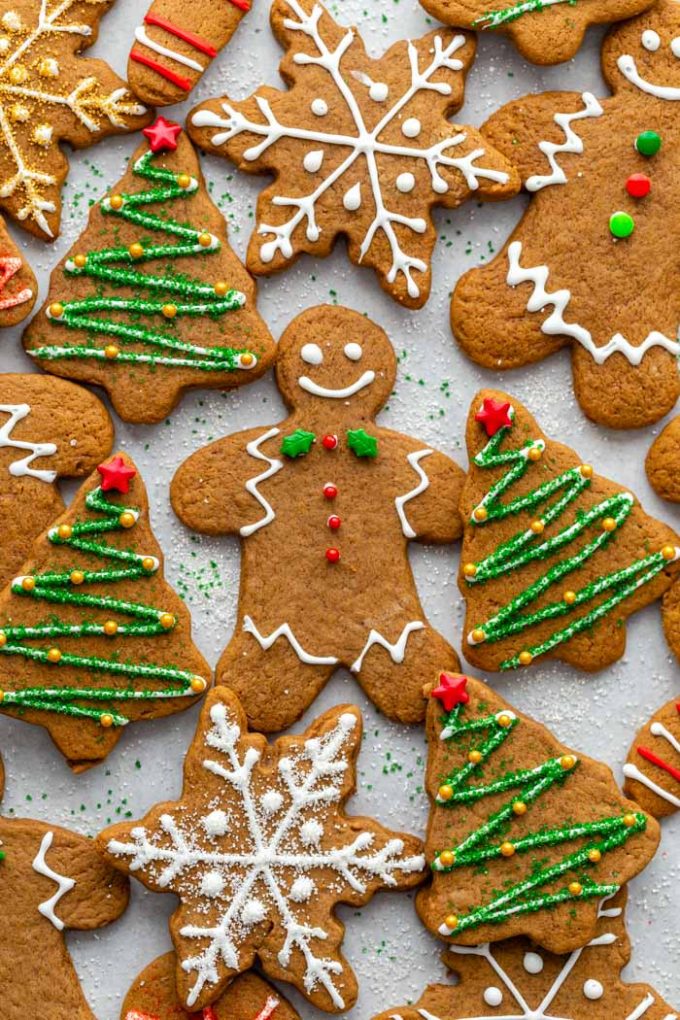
[122,952,300,1020]
[0,375,113,590]
[458,391,680,674]
[171,305,464,733]
[0,0,149,240]
[0,754,129,1019]
[100,687,425,1013]
[0,452,210,771]
[376,891,677,1020]
[24,117,276,424]
[0,216,36,326]
[624,697,680,818]
[453,0,680,428]
[416,675,659,952]
[188,0,519,309]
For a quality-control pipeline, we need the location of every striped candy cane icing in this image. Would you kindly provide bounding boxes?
[624,703,680,809]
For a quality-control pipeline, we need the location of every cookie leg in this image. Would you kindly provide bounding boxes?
[216,627,337,733]
[572,345,680,429]
[352,625,460,724]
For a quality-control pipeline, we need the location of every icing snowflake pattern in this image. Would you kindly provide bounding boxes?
[105,693,425,1011]
[190,0,516,305]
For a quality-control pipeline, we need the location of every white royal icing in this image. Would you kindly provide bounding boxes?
[298,370,375,399]
[351,621,424,673]
[617,52,680,100]
[623,762,680,809]
[240,428,284,538]
[395,449,433,538]
[134,25,204,72]
[344,342,362,361]
[642,30,661,51]
[243,615,339,665]
[526,92,603,192]
[523,951,544,974]
[0,404,57,481]
[301,342,324,364]
[583,978,604,1000]
[651,720,680,755]
[32,830,76,931]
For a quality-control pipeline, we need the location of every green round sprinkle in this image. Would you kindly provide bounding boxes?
[635,130,661,156]
[609,211,635,239]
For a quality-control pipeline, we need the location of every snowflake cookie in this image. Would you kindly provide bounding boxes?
[187,0,519,308]
[0,0,150,240]
[100,687,426,1013]
[376,891,678,1020]
[453,0,680,428]
[624,696,680,819]
[416,674,660,952]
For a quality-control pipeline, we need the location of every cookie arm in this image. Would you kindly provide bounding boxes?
[392,439,465,543]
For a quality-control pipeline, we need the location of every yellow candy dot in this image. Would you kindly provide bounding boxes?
[560,755,577,771]
[119,511,136,528]
[49,302,64,319]
[528,445,543,462]
[129,242,144,259]
[103,620,118,636]
[518,650,533,666]
[21,577,35,591]
[0,631,6,648]
[580,464,594,479]
[100,713,114,728]
[662,545,676,561]
[177,173,191,189]
[214,281,229,296]
[500,842,515,858]
[109,194,124,211]
[602,517,617,532]
[162,303,177,319]
[240,353,255,367]
[563,590,577,605]
[159,613,175,630]
[142,557,156,572]
[473,506,487,522]
[73,254,87,269]
[512,800,527,816]
[47,647,61,664]
[471,628,486,644]
[588,849,602,863]
[439,849,455,868]
[104,345,119,360]
[623,813,637,828]
[569,882,583,896]
[468,750,483,764]
[70,570,85,585]
[444,914,458,931]
[190,676,208,693]
[463,563,477,578]
[198,232,212,247]
[58,524,72,540]
[497,713,513,729]
[438,784,454,801]
[530,519,544,535]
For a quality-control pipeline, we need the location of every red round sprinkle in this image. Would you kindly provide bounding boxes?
[326,548,340,563]
[322,434,338,450]
[328,515,341,530]
[323,483,338,500]
[626,173,651,198]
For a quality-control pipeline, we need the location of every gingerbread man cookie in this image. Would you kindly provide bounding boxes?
[646,416,680,502]
[0,216,35,326]
[624,697,680,817]
[172,305,464,733]
[0,452,210,771]
[416,674,660,952]
[0,754,129,1020]
[453,0,680,428]
[100,687,425,1014]
[0,374,113,591]
[188,0,519,309]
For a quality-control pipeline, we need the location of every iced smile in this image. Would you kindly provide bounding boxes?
[617,54,680,99]
[298,371,376,399]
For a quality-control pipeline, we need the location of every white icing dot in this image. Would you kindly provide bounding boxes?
[343,182,362,211]
[370,81,389,101]
[303,149,324,174]
[33,124,53,147]
[311,98,328,116]
[396,172,416,194]
[241,898,267,925]
[1,11,21,30]
[300,819,324,845]
[523,952,544,974]
[301,343,323,365]
[484,987,503,1006]
[261,789,284,814]
[402,117,422,139]
[672,36,680,57]
[344,342,362,361]
[200,871,225,897]
[203,809,229,837]
[583,980,604,1000]
[642,29,661,51]
[289,876,315,902]
[0,37,10,53]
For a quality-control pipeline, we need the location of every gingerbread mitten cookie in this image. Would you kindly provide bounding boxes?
[101,687,425,1014]
[172,305,464,733]
[416,675,659,952]
[0,0,149,240]
[24,118,275,424]
[0,452,210,771]
[458,391,680,674]
[129,0,251,107]
[188,0,519,309]
[0,375,113,590]
[624,697,680,817]
[646,416,680,501]
[0,216,35,325]
[453,0,680,428]
[376,891,677,1020]
[0,755,129,1020]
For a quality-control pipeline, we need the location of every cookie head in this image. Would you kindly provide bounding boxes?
[604,0,680,100]
[276,306,397,415]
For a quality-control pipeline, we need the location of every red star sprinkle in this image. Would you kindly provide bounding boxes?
[142,116,183,153]
[475,397,513,437]
[97,456,137,494]
[432,673,470,712]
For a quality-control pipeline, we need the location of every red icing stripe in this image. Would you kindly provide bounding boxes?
[228,0,251,10]
[144,13,218,58]
[202,1008,218,1020]
[130,49,192,91]
[637,745,680,784]
[254,996,280,1020]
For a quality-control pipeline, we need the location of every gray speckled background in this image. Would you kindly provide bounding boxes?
[0,0,677,1016]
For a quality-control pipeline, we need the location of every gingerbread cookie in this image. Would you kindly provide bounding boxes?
[172,305,464,733]
[419,0,654,66]
[129,0,251,107]
[24,118,276,425]
[0,753,129,1020]
[416,674,659,952]
[100,687,425,1013]
[0,375,113,591]
[453,0,680,428]
[624,697,680,817]
[375,891,678,1020]
[0,452,210,771]
[646,416,680,502]
[0,216,35,325]
[458,391,680,674]
[0,0,149,240]
[188,0,519,309]
[122,952,299,1020]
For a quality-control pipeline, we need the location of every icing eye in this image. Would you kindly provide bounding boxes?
[642,29,661,51]
[344,342,363,361]
[671,36,680,56]
[301,343,323,365]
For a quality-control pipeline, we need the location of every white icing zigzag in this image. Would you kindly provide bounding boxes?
[32,830,76,930]
[243,615,339,665]
[526,91,603,192]
[395,449,433,538]
[351,621,424,673]
[0,403,57,481]
[240,427,284,538]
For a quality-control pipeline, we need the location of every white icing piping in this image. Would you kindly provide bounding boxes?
[298,370,375,399]
[526,92,603,192]
[623,763,680,809]
[617,55,680,100]
[395,449,433,538]
[243,615,339,665]
[351,621,424,673]
[32,830,76,930]
[240,427,284,537]
[134,25,204,72]
[0,403,57,481]
[651,721,680,755]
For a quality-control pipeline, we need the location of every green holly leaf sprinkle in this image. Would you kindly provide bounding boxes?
[281,429,316,458]
[347,428,378,458]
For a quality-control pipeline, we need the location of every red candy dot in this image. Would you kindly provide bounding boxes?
[326,548,340,563]
[322,434,338,450]
[323,483,338,499]
[328,515,341,530]
[626,173,651,198]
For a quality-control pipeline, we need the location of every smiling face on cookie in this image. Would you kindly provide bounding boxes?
[604,0,680,100]
[276,306,397,416]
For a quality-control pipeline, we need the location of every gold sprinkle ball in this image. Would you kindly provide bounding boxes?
[159,613,175,630]
[588,849,602,863]
[240,353,255,367]
[49,302,64,319]
[438,784,454,801]
[73,254,87,269]
[103,620,118,636]
[662,545,677,561]
[119,511,136,529]
[198,232,212,247]
[560,754,576,771]
[214,281,229,296]
[568,882,583,896]
[500,841,515,857]
[528,446,543,462]
[57,524,72,540]
[563,590,577,605]
[190,676,208,693]
[439,850,455,868]
[109,194,124,210]
[463,563,477,578]
[473,506,488,523]
[580,464,594,479]
[129,242,144,259]
[47,647,62,664]
[100,713,114,728]
[518,650,533,666]
[104,345,119,360]
[497,713,513,728]
[142,557,156,572]
[162,303,177,319]
[177,173,192,189]
[623,813,637,828]
[21,577,35,591]
[468,750,483,764]
[471,628,486,644]
[530,519,544,534]
[69,570,85,585]
[444,914,458,931]
[602,517,617,532]
[512,800,527,815]
[0,632,6,648]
